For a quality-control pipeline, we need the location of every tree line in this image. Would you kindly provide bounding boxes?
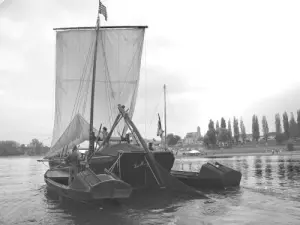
[203,110,300,148]
[0,139,49,156]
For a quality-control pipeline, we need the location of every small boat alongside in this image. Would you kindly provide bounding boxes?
[44,166,132,202]
[171,162,242,189]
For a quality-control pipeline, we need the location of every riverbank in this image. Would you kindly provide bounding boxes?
[175,145,300,159]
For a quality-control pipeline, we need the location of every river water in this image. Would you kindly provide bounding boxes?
[0,155,300,225]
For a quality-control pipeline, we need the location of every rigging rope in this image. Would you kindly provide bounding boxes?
[70,37,95,120]
[52,23,96,151]
[148,90,164,130]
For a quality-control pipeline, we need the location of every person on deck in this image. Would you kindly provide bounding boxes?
[102,127,108,140]
[65,145,82,185]
[101,127,109,146]
[148,142,154,151]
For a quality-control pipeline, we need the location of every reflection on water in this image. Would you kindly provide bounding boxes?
[1,155,300,225]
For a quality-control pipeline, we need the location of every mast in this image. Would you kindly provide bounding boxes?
[89,3,101,154]
[164,84,167,150]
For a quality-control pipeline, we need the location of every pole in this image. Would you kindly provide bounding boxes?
[117,105,164,187]
[164,84,167,150]
[89,4,101,155]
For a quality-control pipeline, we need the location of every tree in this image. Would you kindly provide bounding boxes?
[282,112,289,139]
[216,120,220,130]
[197,136,203,142]
[29,138,44,155]
[19,144,26,154]
[0,141,22,156]
[262,115,269,142]
[289,112,298,139]
[206,119,217,146]
[203,134,210,147]
[240,118,246,143]
[252,115,260,143]
[217,128,229,143]
[166,134,181,146]
[208,119,215,130]
[297,110,300,137]
[275,113,282,134]
[216,120,220,136]
[206,129,217,145]
[227,119,233,144]
[221,117,226,129]
[233,117,240,144]
[275,113,287,144]
[275,133,286,144]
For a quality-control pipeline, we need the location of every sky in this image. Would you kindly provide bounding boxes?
[1,0,300,146]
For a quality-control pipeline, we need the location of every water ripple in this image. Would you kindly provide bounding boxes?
[1,155,300,224]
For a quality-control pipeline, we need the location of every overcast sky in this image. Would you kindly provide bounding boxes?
[1,0,300,145]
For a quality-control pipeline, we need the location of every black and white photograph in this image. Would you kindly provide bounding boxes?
[0,0,300,224]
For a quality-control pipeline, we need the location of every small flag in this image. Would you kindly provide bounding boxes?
[98,1,107,21]
[157,113,164,138]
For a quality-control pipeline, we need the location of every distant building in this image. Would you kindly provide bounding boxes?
[197,126,201,138]
[184,126,202,144]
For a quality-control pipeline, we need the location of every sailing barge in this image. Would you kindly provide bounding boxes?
[40,1,206,202]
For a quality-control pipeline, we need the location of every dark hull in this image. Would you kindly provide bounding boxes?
[171,162,242,189]
[47,145,175,190]
[44,168,133,201]
[49,151,174,172]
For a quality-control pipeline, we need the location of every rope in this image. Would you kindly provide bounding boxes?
[108,151,124,173]
[42,161,49,168]
[144,156,160,186]
[70,39,94,119]
[148,90,164,129]
[53,17,98,151]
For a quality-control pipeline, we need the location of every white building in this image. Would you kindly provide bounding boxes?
[184,126,201,144]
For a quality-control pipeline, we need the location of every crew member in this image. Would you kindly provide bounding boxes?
[65,145,82,185]
[148,142,154,151]
[102,127,108,140]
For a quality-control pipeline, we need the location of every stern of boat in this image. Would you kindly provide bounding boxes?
[72,168,132,200]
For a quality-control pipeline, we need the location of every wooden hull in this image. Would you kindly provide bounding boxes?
[47,146,175,191]
[43,144,208,199]
[171,162,242,189]
[44,168,132,201]
[48,150,175,173]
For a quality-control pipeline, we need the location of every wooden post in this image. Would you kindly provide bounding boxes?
[117,104,165,187]
[88,2,101,156]
[164,84,167,150]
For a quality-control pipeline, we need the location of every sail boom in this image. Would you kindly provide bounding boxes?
[54,26,148,31]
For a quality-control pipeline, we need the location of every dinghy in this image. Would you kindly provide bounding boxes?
[44,167,132,201]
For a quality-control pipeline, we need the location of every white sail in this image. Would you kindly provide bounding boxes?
[47,27,145,157]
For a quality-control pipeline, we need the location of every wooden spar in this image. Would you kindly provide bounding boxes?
[88,4,101,155]
[53,26,148,31]
[117,104,165,187]
[164,84,167,150]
